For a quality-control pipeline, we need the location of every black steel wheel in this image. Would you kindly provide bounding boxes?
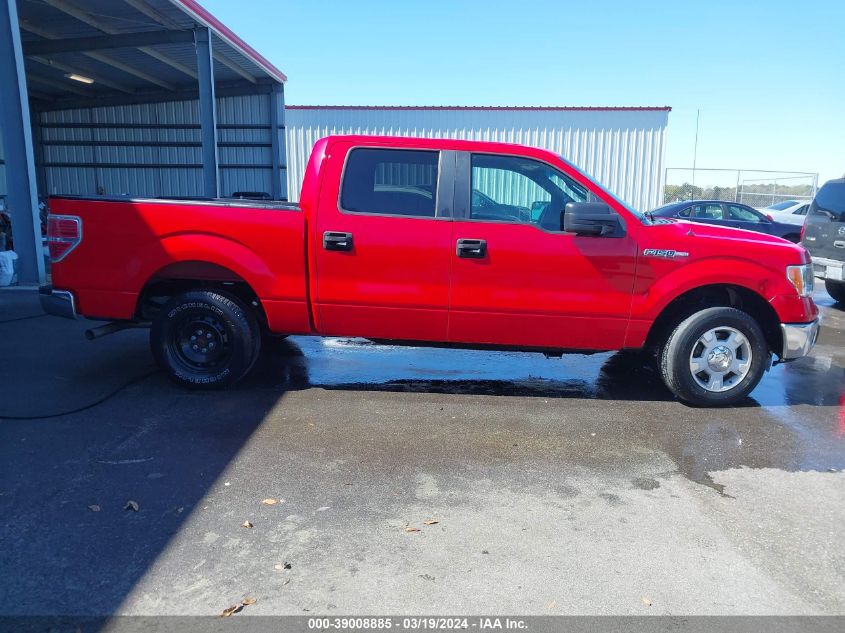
[151,290,259,389]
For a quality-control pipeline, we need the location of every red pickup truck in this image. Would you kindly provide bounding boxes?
[41,135,819,406]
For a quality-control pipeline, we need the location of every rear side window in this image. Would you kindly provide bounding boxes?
[692,203,723,220]
[727,204,762,223]
[810,182,845,222]
[340,148,439,217]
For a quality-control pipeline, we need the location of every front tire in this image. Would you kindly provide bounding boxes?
[659,307,769,407]
[151,290,260,389]
[825,279,845,304]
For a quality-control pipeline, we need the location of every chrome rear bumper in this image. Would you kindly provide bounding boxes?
[39,286,77,319]
[780,318,820,360]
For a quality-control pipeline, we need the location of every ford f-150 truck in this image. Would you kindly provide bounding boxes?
[40,135,820,406]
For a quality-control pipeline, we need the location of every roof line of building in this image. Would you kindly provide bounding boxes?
[170,0,287,83]
[287,105,672,112]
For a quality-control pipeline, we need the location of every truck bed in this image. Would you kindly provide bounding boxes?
[48,195,312,335]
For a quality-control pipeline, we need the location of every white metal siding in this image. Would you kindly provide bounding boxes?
[285,107,668,212]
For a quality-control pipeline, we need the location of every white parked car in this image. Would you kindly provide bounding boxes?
[761,200,811,225]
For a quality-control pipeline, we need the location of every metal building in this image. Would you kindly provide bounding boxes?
[0,0,288,285]
[285,106,670,212]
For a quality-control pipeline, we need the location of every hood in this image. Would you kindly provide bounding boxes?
[646,219,810,264]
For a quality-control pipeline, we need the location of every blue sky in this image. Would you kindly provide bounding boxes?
[203,0,845,183]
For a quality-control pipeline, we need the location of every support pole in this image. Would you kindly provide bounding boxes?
[269,82,287,201]
[0,0,45,285]
[194,27,218,198]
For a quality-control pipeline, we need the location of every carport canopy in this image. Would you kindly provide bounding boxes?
[0,0,287,285]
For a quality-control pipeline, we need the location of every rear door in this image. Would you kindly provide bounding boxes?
[313,143,455,341]
[803,181,845,265]
[723,203,772,234]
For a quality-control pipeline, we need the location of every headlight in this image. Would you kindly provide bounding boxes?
[786,263,814,297]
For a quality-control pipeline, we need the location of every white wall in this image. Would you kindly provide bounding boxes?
[285,106,669,211]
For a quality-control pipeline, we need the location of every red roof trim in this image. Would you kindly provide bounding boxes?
[287,105,672,112]
[171,0,287,83]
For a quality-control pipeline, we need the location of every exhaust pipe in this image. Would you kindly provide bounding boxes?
[85,321,150,341]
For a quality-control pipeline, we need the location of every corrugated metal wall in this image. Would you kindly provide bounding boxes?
[37,93,275,198]
[285,107,669,212]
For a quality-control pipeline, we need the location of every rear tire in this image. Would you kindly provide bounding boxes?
[658,307,769,407]
[150,290,260,389]
[825,280,845,304]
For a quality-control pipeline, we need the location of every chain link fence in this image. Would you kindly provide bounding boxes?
[663,168,818,209]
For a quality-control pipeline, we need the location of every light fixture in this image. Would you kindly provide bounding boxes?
[64,73,94,84]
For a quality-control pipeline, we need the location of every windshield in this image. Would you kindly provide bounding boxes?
[557,155,646,222]
[767,200,799,210]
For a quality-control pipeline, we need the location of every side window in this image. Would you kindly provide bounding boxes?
[727,204,762,223]
[795,205,808,216]
[692,203,723,220]
[340,148,439,217]
[470,154,590,231]
[811,183,845,221]
[678,207,692,218]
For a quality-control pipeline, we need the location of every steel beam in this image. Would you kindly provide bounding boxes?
[269,82,287,201]
[122,0,257,83]
[44,0,198,81]
[20,21,176,91]
[23,29,196,56]
[29,56,135,93]
[195,27,219,198]
[0,0,45,284]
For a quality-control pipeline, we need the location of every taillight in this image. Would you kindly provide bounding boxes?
[766,213,774,221]
[46,215,82,262]
[800,223,806,242]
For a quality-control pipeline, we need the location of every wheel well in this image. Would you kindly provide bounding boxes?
[644,284,782,355]
[135,262,268,330]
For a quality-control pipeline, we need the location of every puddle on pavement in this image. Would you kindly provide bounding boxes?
[245,298,845,494]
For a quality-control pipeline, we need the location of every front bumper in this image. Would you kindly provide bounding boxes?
[39,286,77,319]
[812,256,844,281]
[780,318,820,360]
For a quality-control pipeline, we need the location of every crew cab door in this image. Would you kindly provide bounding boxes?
[313,143,455,341]
[447,152,638,350]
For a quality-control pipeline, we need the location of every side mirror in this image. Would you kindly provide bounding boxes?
[563,202,620,236]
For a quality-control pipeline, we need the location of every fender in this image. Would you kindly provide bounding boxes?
[624,255,789,348]
[131,232,280,298]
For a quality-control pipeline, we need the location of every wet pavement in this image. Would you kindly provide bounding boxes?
[1,287,843,615]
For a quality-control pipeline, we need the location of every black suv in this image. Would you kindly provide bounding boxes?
[802,178,845,303]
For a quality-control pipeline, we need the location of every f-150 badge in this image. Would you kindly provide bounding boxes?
[643,248,689,259]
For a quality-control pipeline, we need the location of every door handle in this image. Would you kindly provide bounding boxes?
[323,231,354,251]
[456,238,487,258]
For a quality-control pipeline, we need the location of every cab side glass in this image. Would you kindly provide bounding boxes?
[810,182,845,222]
[341,148,439,217]
[470,154,589,231]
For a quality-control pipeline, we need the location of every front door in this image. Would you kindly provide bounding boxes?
[447,152,638,350]
[313,144,454,341]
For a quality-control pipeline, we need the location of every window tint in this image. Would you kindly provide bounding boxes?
[727,204,762,223]
[811,182,845,222]
[768,200,799,211]
[341,148,438,217]
[692,203,723,220]
[678,207,691,218]
[794,205,808,216]
[470,154,591,230]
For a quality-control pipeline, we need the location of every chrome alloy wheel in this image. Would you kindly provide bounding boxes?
[688,326,753,393]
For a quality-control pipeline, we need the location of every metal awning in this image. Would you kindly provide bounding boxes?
[18,0,286,107]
